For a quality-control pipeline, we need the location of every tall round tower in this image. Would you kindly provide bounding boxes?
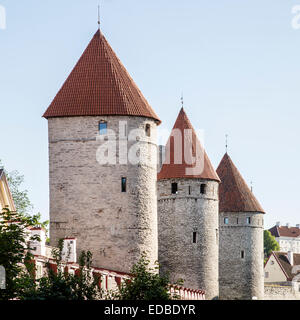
[43,30,161,273]
[157,108,220,300]
[217,153,265,300]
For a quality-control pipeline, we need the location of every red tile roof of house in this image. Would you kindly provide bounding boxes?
[43,30,161,124]
[157,108,220,181]
[269,225,300,238]
[216,153,265,213]
[272,252,300,281]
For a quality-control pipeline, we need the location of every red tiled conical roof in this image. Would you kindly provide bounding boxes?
[157,108,220,181]
[216,153,265,213]
[43,30,161,123]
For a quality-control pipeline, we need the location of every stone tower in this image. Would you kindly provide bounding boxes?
[157,108,220,300]
[43,30,161,273]
[217,153,265,300]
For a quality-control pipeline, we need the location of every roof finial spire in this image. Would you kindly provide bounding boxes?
[98,3,101,31]
[225,134,228,153]
[181,92,184,109]
[250,181,253,192]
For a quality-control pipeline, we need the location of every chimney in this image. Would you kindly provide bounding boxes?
[29,227,46,256]
[288,251,294,266]
[62,238,77,263]
[296,224,300,229]
[276,221,281,227]
[286,223,290,228]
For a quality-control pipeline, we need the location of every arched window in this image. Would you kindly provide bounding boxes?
[145,124,151,137]
[200,184,207,194]
[99,121,107,135]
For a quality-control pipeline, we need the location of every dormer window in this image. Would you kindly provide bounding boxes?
[99,121,107,135]
[145,124,151,137]
[200,184,207,194]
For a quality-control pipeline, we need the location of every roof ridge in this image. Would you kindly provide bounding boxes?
[216,153,265,213]
[158,108,220,181]
[43,30,161,123]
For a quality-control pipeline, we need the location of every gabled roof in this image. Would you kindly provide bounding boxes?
[157,108,220,181]
[216,153,265,213]
[272,252,300,281]
[0,168,16,212]
[43,30,161,124]
[269,225,300,238]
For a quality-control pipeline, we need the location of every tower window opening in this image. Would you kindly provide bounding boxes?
[171,183,178,194]
[121,177,127,192]
[237,218,239,224]
[193,232,197,243]
[224,217,229,225]
[188,186,191,195]
[241,250,245,259]
[200,184,207,194]
[246,217,251,224]
[99,121,107,135]
[145,124,151,137]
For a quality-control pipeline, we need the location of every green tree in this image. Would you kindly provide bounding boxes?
[0,159,32,215]
[19,240,102,300]
[0,208,42,300]
[264,230,280,262]
[115,254,183,300]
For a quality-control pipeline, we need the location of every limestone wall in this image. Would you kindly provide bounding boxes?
[264,284,300,300]
[48,115,158,273]
[158,178,219,300]
[219,211,264,300]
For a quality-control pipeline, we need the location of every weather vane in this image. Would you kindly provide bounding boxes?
[98,4,101,30]
[225,134,228,153]
[181,92,184,108]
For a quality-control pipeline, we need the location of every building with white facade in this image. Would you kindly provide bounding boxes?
[269,223,300,253]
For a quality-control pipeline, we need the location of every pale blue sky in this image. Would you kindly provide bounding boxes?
[0,0,299,228]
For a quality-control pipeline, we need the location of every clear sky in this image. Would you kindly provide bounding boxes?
[0,0,299,229]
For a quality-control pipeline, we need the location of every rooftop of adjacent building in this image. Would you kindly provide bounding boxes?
[269,223,300,238]
[43,30,161,124]
[216,152,265,214]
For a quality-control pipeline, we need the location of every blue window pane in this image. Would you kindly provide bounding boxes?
[99,122,107,135]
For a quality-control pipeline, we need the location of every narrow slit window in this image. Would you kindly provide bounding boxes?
[246,217,251,224]
[145,124,151,137]
[121,177,127,192]
[237,218,239,224]
[224,217,229,225]
[241,250,245,259]
[193,232,197,243]
[171,183,178,194]
[200,184,207,194]
[188,186,191,195]
[99,121,107,135]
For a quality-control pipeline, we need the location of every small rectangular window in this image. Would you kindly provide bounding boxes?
[237,218,239,224]
[188,186,191,195]
[193,232,197,243]
[265,272,269,278]
[171,183,178,194]
[241,250,245,259]
[200,184,207,194]
[99,121,107,135]
[246,217,251,224]
[145,124,151,137]
[121,177,127,192]
[224,217,229,225]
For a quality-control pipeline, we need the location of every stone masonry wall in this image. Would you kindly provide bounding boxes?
[158,178,219,300]
[219,212,264,300]
[264,284,300,300]
[48,115,158,273]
